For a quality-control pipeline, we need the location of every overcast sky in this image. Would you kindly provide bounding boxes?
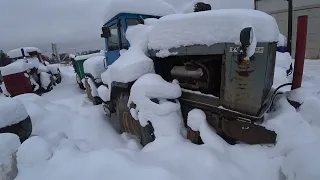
[0,0,253,55]
[0,0,108,55]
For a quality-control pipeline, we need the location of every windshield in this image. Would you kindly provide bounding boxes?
[120,18,144,49]
[126,18,143,28]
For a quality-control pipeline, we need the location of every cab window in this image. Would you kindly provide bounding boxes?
[108,24,120,51]
[120,18,144,49]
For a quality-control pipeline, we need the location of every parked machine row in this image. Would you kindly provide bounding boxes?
[0,47,62,97]
[74,2,299,147]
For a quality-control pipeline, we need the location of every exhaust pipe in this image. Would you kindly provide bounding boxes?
[21,48,25,58]
[288,15,308,109]
[291,15,308,90]
[171,66,203,78]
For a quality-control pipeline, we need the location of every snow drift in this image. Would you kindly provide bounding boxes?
[129,74,183,137]
[83,56,106,83]
[0,133,20,180]
[0,97,29,129]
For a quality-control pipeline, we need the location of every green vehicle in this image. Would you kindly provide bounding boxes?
[72,52,104,90]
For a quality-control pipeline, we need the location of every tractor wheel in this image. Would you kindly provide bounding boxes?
[84,78,96,105]
[140,122,155,146]
[39,74,54,93]
[55,69,62,84]
[76,74,85,90]
[115,93,155,146]
[0,116,32,143]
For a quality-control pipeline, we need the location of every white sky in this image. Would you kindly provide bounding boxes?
[0,0,253,55]
[0,0,108,55]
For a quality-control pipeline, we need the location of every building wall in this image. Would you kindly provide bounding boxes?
[257,0,320,59]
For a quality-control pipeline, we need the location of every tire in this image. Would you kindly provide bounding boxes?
[140,122,155,146]
[84,78,101,105]
[76,74,85,90]
[115,93,155,146]
[55,69,62,84]
[50,74,56,86]
[0,116,32,143]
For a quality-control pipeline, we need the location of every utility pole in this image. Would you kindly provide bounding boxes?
[286,0,293,54]
[254,0,257,10]
[51,43,61,63]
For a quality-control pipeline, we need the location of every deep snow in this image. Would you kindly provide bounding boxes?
[0,60,320,180]
[147,9,279,51]
[0,97,28,128]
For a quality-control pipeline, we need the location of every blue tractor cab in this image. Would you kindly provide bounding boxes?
[101,13,159,66]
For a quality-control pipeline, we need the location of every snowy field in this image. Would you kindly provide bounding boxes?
[1,59,320,180]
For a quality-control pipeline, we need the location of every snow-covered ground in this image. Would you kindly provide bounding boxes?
[1,60,320,180]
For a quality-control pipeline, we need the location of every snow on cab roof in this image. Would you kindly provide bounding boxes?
[147,9,280,51]
[0,59,36,76]
[180,0,254,13]
[74,51,104,61]
[103,0,175,23]
[7,47,41,59]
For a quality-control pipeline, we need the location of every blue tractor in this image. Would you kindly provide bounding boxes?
[100,13,161,145]
[101,13,158,66]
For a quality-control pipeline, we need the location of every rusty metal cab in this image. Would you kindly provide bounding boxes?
[1,47,58,97]
[148,42,277,145]
[1,71,34,97]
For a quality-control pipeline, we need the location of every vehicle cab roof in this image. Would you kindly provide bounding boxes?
[102,0,175,25]
[7,47,41,59]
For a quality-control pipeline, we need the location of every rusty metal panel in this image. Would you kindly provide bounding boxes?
[263,43,277,102]
[221,43,272,116]
[148,43,225,57]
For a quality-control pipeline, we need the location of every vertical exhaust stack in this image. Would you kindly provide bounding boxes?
[194,2,211,12]
[21,48,25,58]
[288,15,308,109]
[292,15,308,90]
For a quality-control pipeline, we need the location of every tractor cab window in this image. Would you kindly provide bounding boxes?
[120,18,144,49]
[108,24,120,51]
[119,22,129,50]
[126,18,143,27]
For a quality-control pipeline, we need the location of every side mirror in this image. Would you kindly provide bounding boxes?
[139,15,145,24]
[240,27,253,47]
[101,27,110,38]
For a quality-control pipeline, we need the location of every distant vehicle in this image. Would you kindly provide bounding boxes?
[72,52,104,90]
[83,54,106,105]
[0,97,32,143]
[0,47,62,97]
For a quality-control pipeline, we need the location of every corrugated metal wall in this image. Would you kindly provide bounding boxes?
[257,1,320,59]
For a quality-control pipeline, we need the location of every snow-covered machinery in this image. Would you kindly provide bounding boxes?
[0,47,61,97]
[98,1,288,146]
[83,53,106,105]
[72,52,104,90]
[0,97,32,143]
[148,15,279,145]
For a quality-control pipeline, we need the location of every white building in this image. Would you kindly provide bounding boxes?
[256,0,320,59]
